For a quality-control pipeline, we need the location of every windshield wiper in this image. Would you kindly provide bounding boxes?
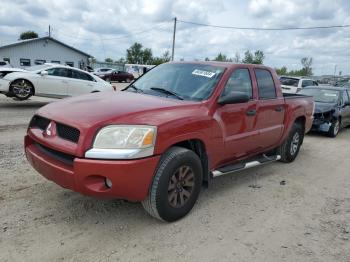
[150,87,184,100]
[124,84,143,93]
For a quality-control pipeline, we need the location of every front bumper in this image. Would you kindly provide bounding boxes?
[25,135,161,201]
[311,118,332,132]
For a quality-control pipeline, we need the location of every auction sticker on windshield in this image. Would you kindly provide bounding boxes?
[192,69,216,78]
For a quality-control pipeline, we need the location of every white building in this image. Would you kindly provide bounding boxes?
[0,36,93,69]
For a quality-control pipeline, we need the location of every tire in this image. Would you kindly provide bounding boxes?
[9,79,34,100]
[327,118,340,137]
[142,147,203,222]
[126,78,131,83]
[105,77,111,83]
[277,122,304,163]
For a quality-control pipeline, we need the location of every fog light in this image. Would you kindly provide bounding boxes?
[105,178,112,188]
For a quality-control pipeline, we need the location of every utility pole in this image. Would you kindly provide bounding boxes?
[333,64,337,83]
[171,17,177,61]
[49,25,51,37]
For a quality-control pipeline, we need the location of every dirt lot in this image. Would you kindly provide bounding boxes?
[1,90,350,262]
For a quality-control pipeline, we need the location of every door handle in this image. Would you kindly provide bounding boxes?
[275,106,284,112]
[246,109,256,116]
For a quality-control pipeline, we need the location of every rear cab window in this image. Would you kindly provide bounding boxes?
[255,69,276,99]
[280,77,299,87]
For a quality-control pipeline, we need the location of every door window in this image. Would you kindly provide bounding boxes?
[221,68,253,99]
[46,68,69,78]
[255,69,276,99]
[71,69,94,81]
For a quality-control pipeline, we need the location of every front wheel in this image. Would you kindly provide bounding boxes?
[142,147,203,222]
[327,118,340,137]
[10,79,34,100]
[277,122,304,163]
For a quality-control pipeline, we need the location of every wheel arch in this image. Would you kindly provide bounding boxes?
[166,138,209,186]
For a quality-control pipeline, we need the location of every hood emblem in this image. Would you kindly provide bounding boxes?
[43,121,56,137]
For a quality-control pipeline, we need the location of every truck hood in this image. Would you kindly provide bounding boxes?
[37,91,203,129]
[314,102,337,114]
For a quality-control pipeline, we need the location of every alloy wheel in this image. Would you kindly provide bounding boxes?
[168,165,195,208]
[290,132,300,156]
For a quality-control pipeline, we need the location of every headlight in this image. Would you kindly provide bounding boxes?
[85,125,157,159]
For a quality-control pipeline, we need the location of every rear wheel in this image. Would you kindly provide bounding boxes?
[327,118,340,137]
[142,147,203,222]
[278,122,304,163]
[10,79,34,100]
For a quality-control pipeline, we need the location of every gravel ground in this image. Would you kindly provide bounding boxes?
[0,90,350,262]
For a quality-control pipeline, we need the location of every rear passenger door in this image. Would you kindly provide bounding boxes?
[68,69,96,96]
[255,69,285,149]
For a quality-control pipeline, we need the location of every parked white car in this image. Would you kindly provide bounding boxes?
[0,63,113,100]
[279,76,318,94]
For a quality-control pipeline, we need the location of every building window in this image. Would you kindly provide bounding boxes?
[66,62,74,67]
[3,58,10,63]
[20,58,31,67]
[34,59,46,65]
[51,60,60,64]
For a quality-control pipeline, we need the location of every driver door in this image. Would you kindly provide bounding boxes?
[215,68,259,162]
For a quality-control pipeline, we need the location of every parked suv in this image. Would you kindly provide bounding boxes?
[280,76,318,93]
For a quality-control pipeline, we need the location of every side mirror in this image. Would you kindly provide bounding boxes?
[218,91,250,105]
[40,70,48,76]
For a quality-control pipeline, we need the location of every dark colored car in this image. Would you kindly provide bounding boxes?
[299,86,350,137]
[99,70,134,83]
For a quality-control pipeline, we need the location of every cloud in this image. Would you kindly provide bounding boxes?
[0,0,349,75]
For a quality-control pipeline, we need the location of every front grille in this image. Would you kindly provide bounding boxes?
[35,142,74,166]
[30,115,50,130]
[30,115,80,143]
[56,123,80,143]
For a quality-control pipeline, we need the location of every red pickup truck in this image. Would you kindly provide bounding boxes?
[25,62,314,222]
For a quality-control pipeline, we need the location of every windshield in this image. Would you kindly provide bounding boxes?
[127,63,225,101]
[280,77,299,87]
[299,88,340,103]
[26,64,51,72]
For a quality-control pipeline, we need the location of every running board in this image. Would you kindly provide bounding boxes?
[212,154,281,178]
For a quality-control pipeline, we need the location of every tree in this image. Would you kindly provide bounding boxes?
[233,52,241,63]
[275,66,288,75]
[253,50,265,64]
[126,43,144,64]
[204,57,210,61]
[19,31,38,40]
[142,48,153,64]
[301,57,313,76]
[213,52,232,62]
[152,50,171,65]
[104,58,113,63]
[242,50,265,64]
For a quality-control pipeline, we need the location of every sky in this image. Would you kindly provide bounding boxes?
[0,0,349,75]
